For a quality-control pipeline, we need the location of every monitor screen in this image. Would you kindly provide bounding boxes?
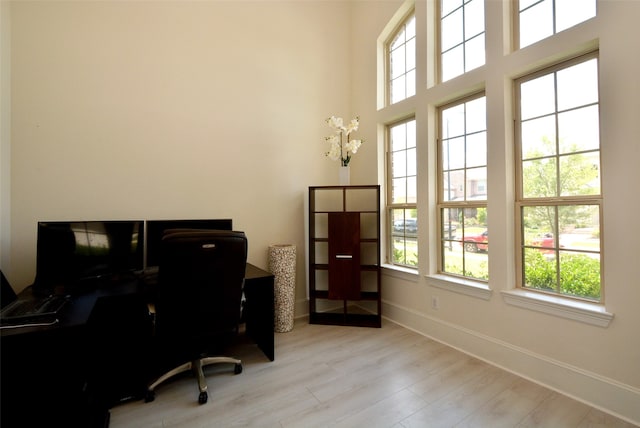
[35,220,145,292]
[145,219,233,268]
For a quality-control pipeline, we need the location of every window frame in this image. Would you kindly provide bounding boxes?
[515,0,597,49]
[436,92,488,282]
[386,117,418,268]
[376,0,611,325]
[385,11,416,106]
[438,0,486,83]
[514,51,604,303]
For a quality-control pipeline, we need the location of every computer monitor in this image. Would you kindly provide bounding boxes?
[34,220,145,293]
[144,219,233,269]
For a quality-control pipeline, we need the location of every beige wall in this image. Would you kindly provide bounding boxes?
[3,0,639,424]
[1,1,11,272]
[5,0,376,306]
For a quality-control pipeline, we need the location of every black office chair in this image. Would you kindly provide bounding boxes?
[145,229,247,404]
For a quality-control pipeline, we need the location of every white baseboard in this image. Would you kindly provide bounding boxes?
[381,300,640,426]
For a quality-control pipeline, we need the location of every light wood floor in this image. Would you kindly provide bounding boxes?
[109,318,636,428]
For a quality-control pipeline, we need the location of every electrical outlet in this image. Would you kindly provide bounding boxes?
[431,295,440,310]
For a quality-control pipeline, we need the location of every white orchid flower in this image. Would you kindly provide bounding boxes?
[326,141,342,161]
[346,139,362,154]
[345,118,359,135]
[325,135,340,144]
[324,115,362,165]
[326,116,344,131]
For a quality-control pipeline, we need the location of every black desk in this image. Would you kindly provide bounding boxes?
[0,263,274,428]
[243,263,275,361]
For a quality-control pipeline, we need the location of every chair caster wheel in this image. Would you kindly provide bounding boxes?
[145,391,155,403]
[198,391,208,404]
[234,363,243,374]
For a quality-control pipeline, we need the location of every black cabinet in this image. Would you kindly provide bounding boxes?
[1,315,112,428]
[308,185,381,327]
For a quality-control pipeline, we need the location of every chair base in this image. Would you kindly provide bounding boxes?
[145,356,242,404]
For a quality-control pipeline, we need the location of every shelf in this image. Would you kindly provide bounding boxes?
[313,210,379,214]
[310,290,380,301]
[310,264,379,271]
[308,185,381,328]
[312,238,377,243]
[309,312,381,328]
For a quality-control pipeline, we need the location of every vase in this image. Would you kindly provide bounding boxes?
[268,244,296,333]
[339,166,350,185]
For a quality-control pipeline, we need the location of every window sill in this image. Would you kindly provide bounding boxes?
[382,264,419,282]
[501,289,614,328]
[426,274,492,300]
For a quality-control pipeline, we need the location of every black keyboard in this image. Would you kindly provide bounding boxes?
[1,295,68,322]
[37,295,67,313]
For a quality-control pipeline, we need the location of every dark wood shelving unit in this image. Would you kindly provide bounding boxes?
[308,185,381,327]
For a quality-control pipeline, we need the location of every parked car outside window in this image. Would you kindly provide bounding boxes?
[443,222,457,239]
[462,230,557,253]
[393,218,418,235]
[463,229,489,252]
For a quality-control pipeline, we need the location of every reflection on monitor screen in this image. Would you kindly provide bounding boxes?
[35,221,144,292]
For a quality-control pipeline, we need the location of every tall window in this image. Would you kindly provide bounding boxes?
[388,119,417,267]
[439,95,488,280]
[518,0,597,48]
[388,13,416,104]
[440,0,485,82]
[516,53,602,301]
